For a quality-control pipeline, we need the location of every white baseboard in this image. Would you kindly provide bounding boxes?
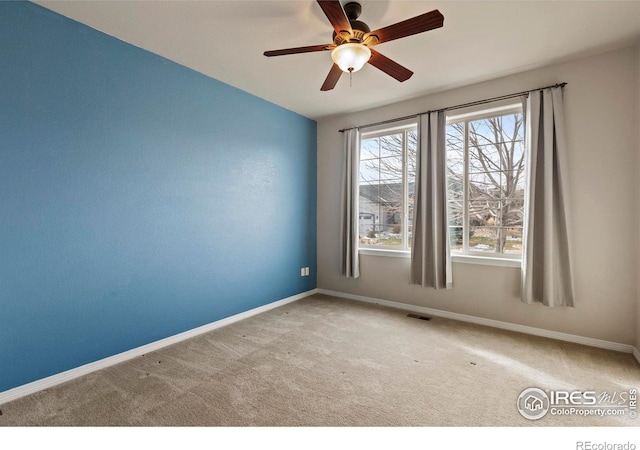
[317,289,637,356]
[2,286,635,406]
[0,288,319,406]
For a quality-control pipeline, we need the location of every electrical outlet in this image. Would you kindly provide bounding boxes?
[301,268,305,276]
[304,267,310,276]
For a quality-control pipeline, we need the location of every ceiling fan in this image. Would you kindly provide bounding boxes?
[263,0,444,91]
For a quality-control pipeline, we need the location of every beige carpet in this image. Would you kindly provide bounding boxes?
[1,294,638,426]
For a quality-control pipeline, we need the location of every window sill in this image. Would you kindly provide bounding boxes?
[358,248,522,268]
[359,248,411,259]
[451,254,521,268]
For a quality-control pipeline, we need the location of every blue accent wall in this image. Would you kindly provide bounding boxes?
[0,2,317,392]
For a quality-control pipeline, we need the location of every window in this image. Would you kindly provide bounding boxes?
[358,121,417,251]
[446,102,525,259]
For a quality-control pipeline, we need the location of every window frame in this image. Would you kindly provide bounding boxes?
[357,119,417,254]
[355,102,526,269]
[446,100,525,265]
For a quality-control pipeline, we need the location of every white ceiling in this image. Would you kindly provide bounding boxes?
[36,0,640,120]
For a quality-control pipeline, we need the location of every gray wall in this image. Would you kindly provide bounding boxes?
[318,46,638,346]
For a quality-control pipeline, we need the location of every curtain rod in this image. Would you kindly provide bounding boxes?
[338,82,567,133]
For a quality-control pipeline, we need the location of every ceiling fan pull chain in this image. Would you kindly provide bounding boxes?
[349,70,352,87]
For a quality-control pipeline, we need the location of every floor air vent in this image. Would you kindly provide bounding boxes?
[407,313,432,321]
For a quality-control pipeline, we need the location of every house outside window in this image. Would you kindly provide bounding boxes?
[446,101,525,260]
[358,120,417,251]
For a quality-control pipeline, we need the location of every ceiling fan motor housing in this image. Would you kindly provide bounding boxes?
[332,2,370,44]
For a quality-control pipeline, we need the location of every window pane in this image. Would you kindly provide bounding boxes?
[360,159,379,183]
[446,122,464,153]
[358,124,427,251]
[360,184,379,206]
[468,200,500,226]
[378,156,402,181]
[359,128,414,249]
[378,133,403,158]
[446,122,465,251]
[469,227,497,253]
[448,200,463,226]
[407,208,413,248]
[469,147,500,174]
[407,129,417,249]
[358,186,403,248]
[446,124,464,178]
[448,172,464,194]
[468,114,525,205]
[360,138,380,160]
[501,169,525,199]
[379,181,402,203]
[503,198,524,227]
[469,171,501,201]
[379,201,403,248]
[504,227,523,255]
[407,130,417,182]
[451,109,525,257]
[449,226,463,250]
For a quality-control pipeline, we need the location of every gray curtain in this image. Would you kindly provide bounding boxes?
[340,128,360,279]
[521,87,574,307]
[410,111,452,289]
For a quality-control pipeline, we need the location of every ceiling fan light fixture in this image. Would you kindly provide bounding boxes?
[331,43,371,73]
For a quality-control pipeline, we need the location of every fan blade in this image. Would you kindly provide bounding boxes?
[264,44,333,57]
[364,9,444,45]
[317,0,353,37]
[368,49,413,82]
[321,64,343,91]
